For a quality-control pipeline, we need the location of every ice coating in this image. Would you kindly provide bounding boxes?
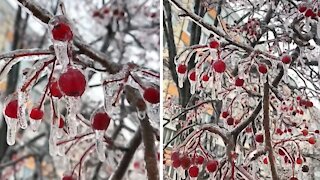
[6,118,18,146]
[95,130,106,161]
[66,97,81,136]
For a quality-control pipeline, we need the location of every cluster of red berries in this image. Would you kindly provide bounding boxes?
[171,151,218,178]
[298,3,320,18]
[92,7,126,19]
[241,18,260,37]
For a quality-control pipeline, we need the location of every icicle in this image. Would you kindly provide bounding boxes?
[49,124,58,156]
[30,119,42,132]
[5,118,18,146]
[17,91,28,129]
[112,19,118,31]
[177,167,185,179]
[283,64,289,83]
[53,42,69,71]
[95,130,106,161]
[66,97,80,137]
[190,81,196,94]
[215,73,223,100]
[137,109,146,120]
[211,81,216,100]
[260,73,267,84]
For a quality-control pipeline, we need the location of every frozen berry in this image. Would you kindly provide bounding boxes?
[209,40,220,49]
[58,67,86,97]
[50,81,63,98]
[296,157,303,164]
[235,78,244,87]
[255,133,264,143]
[302,165,309,172]
[30,108,44,120]
[172,159,181,168]
[278,149,286,156]
[258,64,268,74]
[171,151,180,161]
[189,71,196,81]
[4,100,18,119]
[222,111,229,118]
[305,9,315,17]
[206,160,218,172]
[62,175,76,180]
[58,118,65,128]
[227,117,234,125]
[308,137,316,144]
[143,87,160,104]
[188,165,199,177]
[301,129,308,136]
[281,54,292,64]
[180,155,191,169]
[263,157,268,164]
[213,60,226,73]
[298,4,307,13]
[196,155,204,165]
[52,22,73,42]
[202,74,209,82]
[177,64,187,74]
[91,111,111,130]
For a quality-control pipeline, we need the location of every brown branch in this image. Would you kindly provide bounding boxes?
[16,0,121,74]
[263,77,279,180]
[109,128,142,180]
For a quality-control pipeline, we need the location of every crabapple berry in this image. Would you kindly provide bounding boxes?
[298,4,307,13]
[301,129,308,136]
[196,155,204,165]
[171,151,180,161]
[30,108,44,120]
[188,165,199,177]
[50,81,63,98]
[59,118,65,128]
[143,87,160,104]
[58,67,86,97]
[52,22,73,42]
[206,160,218,172]
[202,74,209,82]
[296,158,303,164]
[209,40,219,49]
[258,64,268,74]
[263,157,268,164]
[62,175,76,180]
[189,71,196,81]
[222,111,229,118]
[255,133,264,143]
[308,137,316,144]
[213,60,226,73]
[4,100,18,119]
[235,78,244,87]
[227,117,234,125]
[278,149,286,156]
[172,159,181,168]
[281,54,292,64]
[91,112,111,130]
[177,64,187,74]
[180,155,191,169]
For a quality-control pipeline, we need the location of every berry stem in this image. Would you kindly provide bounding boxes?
[39,58,57,109]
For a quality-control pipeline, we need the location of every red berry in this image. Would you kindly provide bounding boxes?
[58,67,86,97]
[171,151,180,161]
[196,155,204,165]
[227,117,234,125]
[235,78,244,87]
[255,133,264,143]
[297,96,301,101]
[276,128,283,135]
[258,64,268,74]
[298,4,307,13]
[305,9,314,17]
[305,101,313,108]
[30,108,44,120]
[221,111,229,118]
[62,175,76,180]
[206,160,218,172]
[213,60,226,73]
[143,87,160,104]
[52,22,73,42]
[4,100,18,119]
[58,118,64,128]
[91,111,111,130]
[263,157,268,164]
[296,158,303,164]
[279,149,285,156]
[308,137,316,144]
[103,8,110,14]
[301,129,308,136]
[172,159,181,168]
[50,81,63,98]
[177,64,187,74]
[245,127,252,133]
[189,71,196,81]
[281,54,292,64]
[188,165,199,177]
[180,155,191,169]
[315,130,319,134]
[209,40,220,49]
[290,177,298,180]
[202,74,209,81]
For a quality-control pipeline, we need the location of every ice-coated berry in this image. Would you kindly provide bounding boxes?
[222,111,229,118]
[196,155,204,165]
[50,81,63,98]
[206,160,218,172]
[180,155,191,169]
[177,64,187,74]
[202,74,209,81]
[235,78,244,87]
[4,100,18,119]
[143,87,160,104]
[255,133,264,143]
[258,64,268,74]
[189,71,196,81]
[30,108,44,120]
[188,165,199,177]
[281,54,292,64]
[92,112,111,130]
[308,137,316,144]
[58,67,86,97]
[213,60,226,73]
[52,22,73,42]
[209,40,220,49]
